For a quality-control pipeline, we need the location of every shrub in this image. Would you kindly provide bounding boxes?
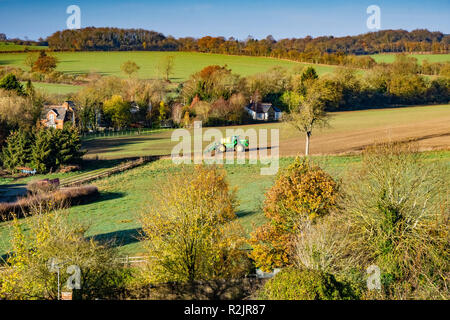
[140,165,250,284]
[250,158,338,271]
[0,185,99,220]
[341,142,449,299]
[32,51,58,74]
[0,73,24,95]
[259,268,356,300]
[0,208,122,300]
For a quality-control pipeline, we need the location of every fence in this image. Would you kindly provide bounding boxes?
[59,156,160,187]
[81,128,170,141]
[117,256,150,265]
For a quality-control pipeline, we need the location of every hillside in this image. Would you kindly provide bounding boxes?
[0,51,337,82]
[0,42,47,52]
[371,53,450,64]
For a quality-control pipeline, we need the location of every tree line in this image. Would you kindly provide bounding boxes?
[46,27,449,54]
[44,28,449,70]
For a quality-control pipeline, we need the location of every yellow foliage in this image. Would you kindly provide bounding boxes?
[249,157,338,272]
[0,208,120,300]
[140,165,250,283]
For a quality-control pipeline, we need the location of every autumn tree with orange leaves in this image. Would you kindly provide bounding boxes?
[249,158,338,272]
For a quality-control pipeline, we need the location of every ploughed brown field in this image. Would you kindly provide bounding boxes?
[82,104,450,160]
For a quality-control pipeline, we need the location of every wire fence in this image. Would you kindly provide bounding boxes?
[81,128,170,141]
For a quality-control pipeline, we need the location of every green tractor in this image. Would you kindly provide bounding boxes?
[206,135,249,153]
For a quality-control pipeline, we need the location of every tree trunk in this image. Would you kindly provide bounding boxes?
[305,132,311,156]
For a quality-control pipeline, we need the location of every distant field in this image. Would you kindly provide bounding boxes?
[20,81,82,95]
[82,104,450,160]
[0,51,337,82]
[0,42,47,52]
[371,53,450,64]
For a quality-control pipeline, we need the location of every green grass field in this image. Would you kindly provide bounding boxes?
[0,42,47,52]
[1,103,449,257]
[1,151,448,258]
[20,81,82,95]
[371,53,450,64]
[0,51,337,82]
[1,51,447,85]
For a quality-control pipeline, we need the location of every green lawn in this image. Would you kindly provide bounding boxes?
[20,81,82,95]
[0,42,47,52]
[0,51,337,82]
[371,53,450,64]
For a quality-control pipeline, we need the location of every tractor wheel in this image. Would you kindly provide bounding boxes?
[235,144,245,152]
[218,144,226,153]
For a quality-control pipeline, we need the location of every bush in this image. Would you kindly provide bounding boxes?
[0,73,24,95]
[32,51,58,74]
[0,185,99,220]
[0,208,122,300]
[250,158,338,271]
[341,142,449,299]
[259,268,356,300]
[140,165,250,283]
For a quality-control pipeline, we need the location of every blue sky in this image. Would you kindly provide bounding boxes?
[0,0,449,40]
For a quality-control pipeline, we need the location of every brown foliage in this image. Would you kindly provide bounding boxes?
[32,51,58,74]
[0,185,99,220]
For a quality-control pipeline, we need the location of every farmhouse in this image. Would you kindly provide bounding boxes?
[40,101,76,129]
[245,101,282,121]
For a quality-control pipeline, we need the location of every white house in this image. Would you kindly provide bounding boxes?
[245,101,282,121]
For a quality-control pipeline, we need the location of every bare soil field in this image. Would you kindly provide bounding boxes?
[281,113,450,156]
[82,105,450,160]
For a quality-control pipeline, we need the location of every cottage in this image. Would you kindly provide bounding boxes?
[245,101,282,121]
[40,101,76,129]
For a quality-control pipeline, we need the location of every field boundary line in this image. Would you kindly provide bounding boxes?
[60,156,161,187]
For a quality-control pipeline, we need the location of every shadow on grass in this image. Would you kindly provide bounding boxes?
[88,227,143,248]
[81,158,123,171]
[236,210,258,219]
[96,191,126,202]
[0,59,20,65]
[0,252,9,263]
[0,226,143,264]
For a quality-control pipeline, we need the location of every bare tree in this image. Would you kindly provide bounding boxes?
[286,90,329,156]
[24,52,38,71]
[158,55,175,81]
[120,60,140,78]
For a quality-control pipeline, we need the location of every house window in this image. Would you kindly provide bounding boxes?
[49,114,55,123]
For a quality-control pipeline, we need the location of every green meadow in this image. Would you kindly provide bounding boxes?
[371,53,450,64]
[1,151,448,258]
[1,51,337,82]
[0,42,47,52]
[20,81,82,95]
[0,155,384,257]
